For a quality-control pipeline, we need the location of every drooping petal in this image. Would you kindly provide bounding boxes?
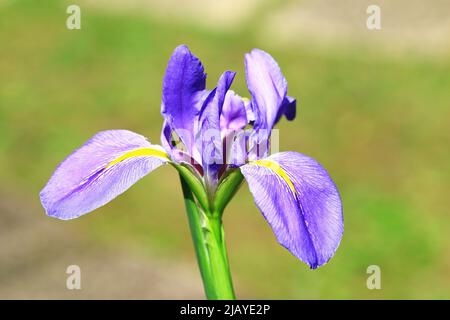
[245,48,289,130]
[40,130,169,220]
[161,45,207,152]
[240,151,343,268]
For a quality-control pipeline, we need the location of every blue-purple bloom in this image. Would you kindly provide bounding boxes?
[40,45,343,269]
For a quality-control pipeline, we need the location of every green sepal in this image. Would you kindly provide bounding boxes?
[171,163,210,212]
[213,168,244,214]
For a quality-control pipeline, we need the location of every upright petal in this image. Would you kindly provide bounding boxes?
[220,90,248,133]
[219,91,249,167]
[197,71,236,182]
[240,151,343,268]
[245,48,288,130]
[161,45,207,151]
[244,98,256,123]
[198,71,236,133]
[40,130,169,220]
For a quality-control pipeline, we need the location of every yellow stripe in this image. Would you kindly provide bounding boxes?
[251,159,296,195]
[106,147,170,168]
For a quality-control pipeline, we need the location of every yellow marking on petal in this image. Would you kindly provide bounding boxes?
[106,147,170,168]
[251,159,296,195]
[242,97,250,103]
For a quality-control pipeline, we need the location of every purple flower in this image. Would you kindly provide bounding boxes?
[40,45,343,269]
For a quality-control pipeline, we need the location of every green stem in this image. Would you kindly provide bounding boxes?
[180,174,236,300]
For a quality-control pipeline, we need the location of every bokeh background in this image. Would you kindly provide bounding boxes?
[1,0,449,299]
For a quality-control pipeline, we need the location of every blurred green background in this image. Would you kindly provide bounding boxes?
[1,0,449,299]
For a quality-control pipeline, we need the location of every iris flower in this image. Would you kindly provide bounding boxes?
[40,45,343,299]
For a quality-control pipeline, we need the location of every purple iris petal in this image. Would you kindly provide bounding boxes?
[245,48,289,130]
[240,151,343,268]
[220,90,248,133]
[219,90,249,167]
[244,99,256,123]
[160,120,188,163]
[244,49,297,161]
[277,95,297,123]
[160,120,173,152]
[197,71,236,181]
[40,130,168,220]
[198,71,236,126]
[161,45,207,154]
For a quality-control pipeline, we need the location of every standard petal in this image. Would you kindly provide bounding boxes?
[197,71,236,182]
[198,71,236,135]
[244,98,256,123]
[40,130,169,220]
[161,45,207,150]
[220,90,248,133]
[244,48,288,130]
[240,151,343,268]
[219,91,249,167]
[199,71,236,122]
